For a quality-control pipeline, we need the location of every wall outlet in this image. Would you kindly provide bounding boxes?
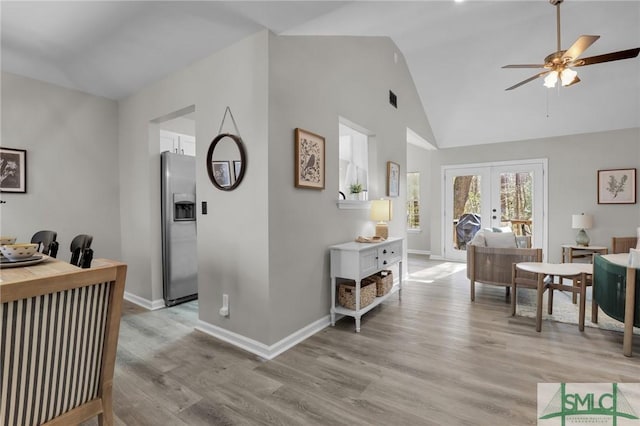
[219,293,229,317]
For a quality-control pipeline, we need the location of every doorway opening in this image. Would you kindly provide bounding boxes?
[151,105,198,308]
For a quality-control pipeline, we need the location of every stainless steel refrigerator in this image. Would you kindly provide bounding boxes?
[161,151,198,306]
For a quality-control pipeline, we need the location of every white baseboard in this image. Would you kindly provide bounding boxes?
[124,292,165,311]
[407,249,431,256]
[428,254,445,261]
[195,315,331,360]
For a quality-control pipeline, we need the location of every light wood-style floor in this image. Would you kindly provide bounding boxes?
[82,255,640,425]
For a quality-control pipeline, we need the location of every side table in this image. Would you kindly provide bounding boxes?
[561,244,608,263]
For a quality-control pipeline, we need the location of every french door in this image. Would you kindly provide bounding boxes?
[443,160,547,262]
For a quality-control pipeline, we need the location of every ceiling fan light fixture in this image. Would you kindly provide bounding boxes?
[560,67,578,86]
[543,71,559,88]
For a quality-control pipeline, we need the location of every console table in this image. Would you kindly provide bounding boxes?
[329,237,403,332]
[561,244,608,263]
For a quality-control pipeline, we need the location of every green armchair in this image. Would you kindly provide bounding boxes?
[592,254,640,356]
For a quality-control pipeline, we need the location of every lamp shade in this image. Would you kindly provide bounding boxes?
[572,214,593,230]
[370,199,392,222]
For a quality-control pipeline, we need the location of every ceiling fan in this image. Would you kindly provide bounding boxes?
[503,0,640,91]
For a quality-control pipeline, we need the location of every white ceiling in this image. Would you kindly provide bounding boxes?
[2,1,639,148]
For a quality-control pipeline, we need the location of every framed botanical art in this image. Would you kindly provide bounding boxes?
[294,128,325,190]
[387,161,400,197]
[598,168,636,204]
[0,148,26,193]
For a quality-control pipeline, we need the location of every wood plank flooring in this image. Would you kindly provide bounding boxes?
[81,255,640,425]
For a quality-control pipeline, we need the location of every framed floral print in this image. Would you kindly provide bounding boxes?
[387,161,400,197]
[598,168,636,204]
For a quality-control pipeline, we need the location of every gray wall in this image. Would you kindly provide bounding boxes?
[430,128,640,262]
[118,31,271,340]
[117,32,433,346]
[1,71,121,262]
[406,143,432,254]
[267,35,433,344]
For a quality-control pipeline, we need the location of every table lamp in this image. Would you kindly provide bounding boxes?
[370,199,392,239]
[572,213,593,246]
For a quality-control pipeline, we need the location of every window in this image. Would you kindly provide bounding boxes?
[339,121,369,200]
[407,172,420,229]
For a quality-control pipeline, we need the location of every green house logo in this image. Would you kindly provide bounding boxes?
[539,383,640,426]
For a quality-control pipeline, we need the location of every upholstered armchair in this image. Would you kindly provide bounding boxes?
[467,231,542,302]
[592,254,639,356]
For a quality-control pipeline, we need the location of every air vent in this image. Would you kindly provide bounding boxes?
[389,90,397,109]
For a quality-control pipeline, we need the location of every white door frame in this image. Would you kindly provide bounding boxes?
[441,158,548,262]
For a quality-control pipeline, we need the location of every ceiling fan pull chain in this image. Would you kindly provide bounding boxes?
[556,1,561,53]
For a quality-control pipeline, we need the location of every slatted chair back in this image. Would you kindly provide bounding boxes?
[611,236,638,254]
[0,261,127,425]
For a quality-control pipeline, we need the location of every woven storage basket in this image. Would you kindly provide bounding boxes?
[338,279,376,310]
[369,270,393,296]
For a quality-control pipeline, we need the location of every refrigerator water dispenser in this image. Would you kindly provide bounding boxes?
[173,193,196,221]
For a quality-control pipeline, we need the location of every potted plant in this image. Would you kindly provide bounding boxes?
[349,183,365,200]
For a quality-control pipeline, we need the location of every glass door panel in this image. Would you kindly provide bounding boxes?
[443,161,545,261]
[444,168,490,261]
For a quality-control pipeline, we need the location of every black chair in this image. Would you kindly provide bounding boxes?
[31,230,59,258]
[70,234,93,268]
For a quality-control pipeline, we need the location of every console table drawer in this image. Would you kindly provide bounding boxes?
[377,241,402,269]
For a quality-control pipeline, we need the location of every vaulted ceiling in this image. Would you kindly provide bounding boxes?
[2,1,639,148]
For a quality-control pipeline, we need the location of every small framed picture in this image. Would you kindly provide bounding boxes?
[598,168,636,204]
[0,148,27,193]
[387,161,400,197]
[212,161,231,187]
[233,160,242,181]
[294,128,325,190]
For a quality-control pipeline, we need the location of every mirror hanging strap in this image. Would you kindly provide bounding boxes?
[218,106,242,139]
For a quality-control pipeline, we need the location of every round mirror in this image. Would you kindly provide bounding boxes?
[206,133,247,191]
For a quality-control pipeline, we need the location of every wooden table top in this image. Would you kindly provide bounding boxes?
[0,256,118,285]
[516,262,592,276]
[560,244,608,250]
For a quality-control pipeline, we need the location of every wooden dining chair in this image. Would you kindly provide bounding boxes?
[70,234,93,268]
[611,236,638,254]
[31,230,59,258]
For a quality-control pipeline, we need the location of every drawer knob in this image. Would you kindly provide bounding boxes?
[383,249,387,254]
[383,260,387,265]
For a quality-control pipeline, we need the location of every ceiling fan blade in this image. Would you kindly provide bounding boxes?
[505,71,550,91]
[561,35,600,61]
[502,64,545,69]
[564,76,581,87]
[573,47,640,66]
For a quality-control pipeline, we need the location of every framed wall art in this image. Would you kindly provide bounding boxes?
[233,160,242,181]
[597,168,636,204]
[0,147,26,193]
[294,128,325,190]
[212,161,231,187]
[387,161,400,197]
